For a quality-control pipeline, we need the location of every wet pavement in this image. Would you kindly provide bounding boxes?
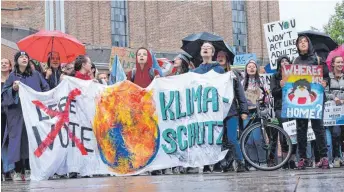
[2,168,344,192]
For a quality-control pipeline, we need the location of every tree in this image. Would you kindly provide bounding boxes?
[324,1,344,45]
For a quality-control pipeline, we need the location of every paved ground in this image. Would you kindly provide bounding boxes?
[2,168,344,192]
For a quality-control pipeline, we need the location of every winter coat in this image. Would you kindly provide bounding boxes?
[271,55,291,110]
[326,72,344,100]
[1,70,49,164]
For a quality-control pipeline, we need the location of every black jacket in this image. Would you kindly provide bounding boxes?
[293,35,330,102]
[271,55,290,110]
[293,35,330,85]
[227,71,249,117]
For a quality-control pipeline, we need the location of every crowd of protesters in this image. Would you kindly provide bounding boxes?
[1,34,344,181]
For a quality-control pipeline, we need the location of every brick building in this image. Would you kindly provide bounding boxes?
[1,0,279,68]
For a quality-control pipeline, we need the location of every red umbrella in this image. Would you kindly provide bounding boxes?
[326,44,344,71]
[17,30,85,63]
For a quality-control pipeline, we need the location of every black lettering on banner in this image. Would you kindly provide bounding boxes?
[81,126,94,153]
[69,122,79,147]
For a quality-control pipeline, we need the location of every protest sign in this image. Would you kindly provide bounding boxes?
[264,19,298,70]
[19,71,234,180]
[233,54,257,65]
[323,101,344,126]
[281,64,324,119]
[110,47,136,72]
[282,120,315,144]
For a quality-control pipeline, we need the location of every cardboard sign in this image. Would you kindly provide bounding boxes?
[282,120,315,144]
[109,47,136,72]
[281,64,324,119]
[264,19,299,70]
[233,54,257,65]
[323,101,344,126]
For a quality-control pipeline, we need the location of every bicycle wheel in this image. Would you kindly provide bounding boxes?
[240,122,292,171]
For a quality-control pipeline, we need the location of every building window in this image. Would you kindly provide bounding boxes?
[232,1,247,54]
[111,0,128,47]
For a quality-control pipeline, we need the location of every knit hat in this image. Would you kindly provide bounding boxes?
[14,51,30,63]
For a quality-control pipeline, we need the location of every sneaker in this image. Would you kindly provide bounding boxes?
[139,171,150,176]
[163,168,173,175]
[298,158,307,170]
[203,165,212,173]
[334,158,341,168]
[69,172,78,179]
[186,167,198,174]
[248,166,256,171]
[24,170,31,181]
[213,163,222,173]
[151,170,162,175]
[289,160,297,169]
[235,161,246,172]
[317,157,329,169]
[12,172,23,181]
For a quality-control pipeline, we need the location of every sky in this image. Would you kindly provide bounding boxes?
[279,0,341,32]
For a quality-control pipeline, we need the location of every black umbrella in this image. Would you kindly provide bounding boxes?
[298,30,338,60]
[181,32,235,67]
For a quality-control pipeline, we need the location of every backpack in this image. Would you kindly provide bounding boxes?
[130,68,155,82]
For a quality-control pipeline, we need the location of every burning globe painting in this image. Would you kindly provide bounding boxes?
[281,64,324,119]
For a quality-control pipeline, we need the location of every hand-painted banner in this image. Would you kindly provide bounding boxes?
[264,19,298,70]
[323,101,344,126]
[281,64,324,119]
[19,71,234,180]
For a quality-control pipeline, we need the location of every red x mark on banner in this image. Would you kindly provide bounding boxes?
[32,88,88,157]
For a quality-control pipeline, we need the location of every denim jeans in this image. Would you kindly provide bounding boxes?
[243,114,266,163]
[326,126,342,160]
[225,116,243,161]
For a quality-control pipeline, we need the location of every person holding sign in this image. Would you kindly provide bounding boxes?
[325,56,344,168]
[292,35,329,169]
[271,55,298,169]
[1,51,50,181]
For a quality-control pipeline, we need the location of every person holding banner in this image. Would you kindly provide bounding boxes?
[74,55,93,80]
[44,52,62,89]
[213,51,243,173]
[271,55,298,169]
[325,56,344,168]
[293,35,329,169]
[192,42,248,173]
[172,53,190,75]
[192,42,225,74]
[127,48,160,88]
[1,51,50,181]
[1,58,15,181]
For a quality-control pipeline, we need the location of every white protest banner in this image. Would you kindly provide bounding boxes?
[282,120,315,144]
[264,19,298,70]
[323,101,344,126]
[19,71,234,180]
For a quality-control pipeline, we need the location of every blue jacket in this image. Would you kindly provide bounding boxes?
[191,62,248,117]
[191,62,225,74]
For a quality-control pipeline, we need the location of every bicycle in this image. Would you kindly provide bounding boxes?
[240,88,292,171]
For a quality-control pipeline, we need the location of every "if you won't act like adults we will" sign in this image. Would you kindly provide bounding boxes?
[264,19,299,70]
